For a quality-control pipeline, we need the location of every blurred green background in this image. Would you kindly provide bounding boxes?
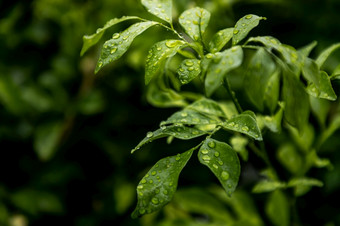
[1,0,340,225]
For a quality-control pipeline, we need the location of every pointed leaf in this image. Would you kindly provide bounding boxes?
[245,48,276,110]
[232,14,266,45]
[205,46,243,97]
[309,96,330,127]
[179,7,211,42]
[131,125,207,153]
[131,148,194,218]
[209,28,233,53]
[282,69,309,131]
[145,40,186,84]
[161,109,219,126]
[252,180,286,193]
[177,59,201,84]
[277,143,303,175]
[298,41,317,58]
[81,16,141,56]
[222,112,262,140]
[287,177,323,196]
[141,0,172,24]
[96,21,157,73]
[264,69,281,113]
[316,43,340,68]
[262,106,283,133]
[198,138,241,197]
[188,98,226,118]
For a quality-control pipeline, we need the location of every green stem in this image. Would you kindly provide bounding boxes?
[223,77,243,114]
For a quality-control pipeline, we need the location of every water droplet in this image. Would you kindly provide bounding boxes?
[145,174,149,178]
[155,189,160,194]
[192,131,199,135]
[163,190,168,195]
[166,41,177,48]
[231,46,238,52]
[246,15,253,19]
[110,48,117,54]
[201,149,209,154]
[137,185,143,189]
[161,125,166,130]
[233,29,239,35]
[208,141,216,148]
[179,16,184,19]
[98,62,103,67]
[202,155,211,161]
[206,53,213,59]
[176,127,182,132]
[228,184,232,188]
[139,209,146,214]
[151,197,159,205]
[218,160,224,165]
[169,181,173,186]
[147,132,153,138]
[112,33,120,39]
[193,118,200,123]
[176,154,181,161]
[193,20,199,25]
[214,152,220,157]
[255,134,259,138]
[188,67,194,71]
[228,122,235,127]
[241,126,249,132]
[151,171,157,175]
[181,112,188,117]
[185,61,194,66]
[221,171,230,180]
[241,23,246,27]
[138,192,143,196]
[141,179,147,184]
[123,36,128,40]
[149,180,153,184]
[213,164,218,169]
[157,47,162,51]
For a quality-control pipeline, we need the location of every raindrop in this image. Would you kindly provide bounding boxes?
[188,67,194,71]
[141,179,147,184]
[169,181,173,186]
[181,112,188,117]
[233,29,239,35]
[202,155,211,161]
[155,189,160,194]
[213,164,218,169]
[149,180,153,184]
[214,152,220,157]
[157,47,162,51]
[193,118,200,123]
[231,46,238,52]
[193,20,199,25]
[145,174,149,178]
[185,61,194,66]
[245,15,253,19]
[176,154,181,161]
[110,48,117,54]
[151,171,157,176]
[151,197,159,205]
[166,41,177,48]
[221,171,230,180]
[192,131,199,135]
[228,122,235,127]
[163,190,168,195]
[137,185,143,189]
[241,126,249,132]
[161,125,166,130]
[206,53,213,59]
[147,132,153,138]
[201,149,209,154]
[139,209,146,214]
[112,33,120,39]
[208,141,216,148]
[218,160,224,165]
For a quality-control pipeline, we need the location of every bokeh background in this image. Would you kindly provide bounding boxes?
[1,0,340,225]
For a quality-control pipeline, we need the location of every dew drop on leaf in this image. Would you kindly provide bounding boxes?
[233,29,239,34]
[221,171,230,180]
[246,15,253,19]
[112,33,120,39]
[202,155,211,161]
[241,126,249,132]
[208,141,216,148]
[110,48,117,54]
[146,132,153,138]
[201,149,209,154]
[214,151,220,157]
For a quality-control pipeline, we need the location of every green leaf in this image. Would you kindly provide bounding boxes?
[96,21,157,73]
[222,112,263,140]
[298,40,317,58]
[309,96,330,127]
[131,125,207,153]
[145,40,186,84]
[319,114,340,146]
[230,135,249,161]
[316,43,340,68]
[179,7,211,42]
[177,59,201,84]
[198,138,241,197]
[287,123,314,153]
[261,106,284,133]
[287,177,323,196]
[282,68,309,132]
[252,180,286,193]
[209,28,233,53]
[146,82,187,108]
[131,148,194,218]
[232,14,266,46]
[265,191,290,226]
[264,69,281,114]
[141,0,172,24]
[161,109,219,126]
[205,46,243,97]
[277,143,303,175]
[302,58,336,100]
[188,98,227,118]
[245,48,276,111]
[80,16,140,56]
[34,121,63,161]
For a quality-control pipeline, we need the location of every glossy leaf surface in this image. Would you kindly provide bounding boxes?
[188,98,226,118]
[209,28,233,53]
[131,148,194,218]
[179,7,210,42]
[198,138,241,197]
[232,14,265,45]
[141,0,172,24]
[96,21,157,73]
[316,43,340,68]
[145,40,186,84]
[81,16,140,56]
[177,59,201,84]
[161,109,219,126]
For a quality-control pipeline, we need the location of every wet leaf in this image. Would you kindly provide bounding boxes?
[282,68,309,132]
[81,16,140,56]
[131,125,207,153]
[245,48,276,111]
[145,40,186,84]
[131,148,194,218]
[205,46,243,97]
[209,28,233,53]
[188,98,227,118]
[179,7,211,42]
[222,111,262,141]
[232,14,266,45]
[141,0,172,24]
[265,191,290,226]
[198,138,241,197]
[309,96,330,127]
[264,69,281,114]
[161,109,219,126]
[252,180,286,193]
[96,21,157,73]
[316,43,340,68]
[177,59,201,84]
